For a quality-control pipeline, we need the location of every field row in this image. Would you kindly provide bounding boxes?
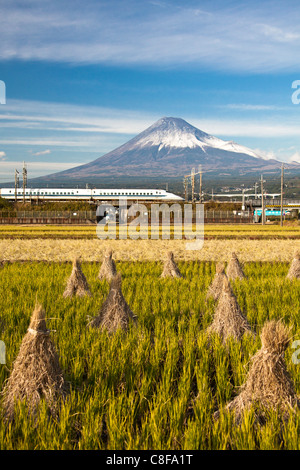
[1,238,300,262]
[1,224,300,240]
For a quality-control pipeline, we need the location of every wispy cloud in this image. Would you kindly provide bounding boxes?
[1,99,300,159]
[0,151,6,161]
[1,1,300,72]
[32,149,51,156]
[192,118,300,138]
[0,160,79,179]
[224,104,286,111]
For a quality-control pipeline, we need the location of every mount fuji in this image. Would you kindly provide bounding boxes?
[44,117,291,180]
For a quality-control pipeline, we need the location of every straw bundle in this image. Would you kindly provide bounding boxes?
[206,275,253,342]
[1,304,67,421]
[161,251,182,278]
[286,251,300,280]
[63,258,91,298]
[206,262,226,301]
[88,274,137,333]
[214,320,299,423]
[98,249,117,281]
[226,252,245,280]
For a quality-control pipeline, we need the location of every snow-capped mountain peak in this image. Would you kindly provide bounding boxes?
[134,117,263,159]
[49,116,285,180]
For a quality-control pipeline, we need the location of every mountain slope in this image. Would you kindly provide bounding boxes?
[44,117,288,179]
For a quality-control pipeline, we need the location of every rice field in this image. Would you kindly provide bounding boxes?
[1,223,300,240]
[1,237,300,263]
[0,258,300,450]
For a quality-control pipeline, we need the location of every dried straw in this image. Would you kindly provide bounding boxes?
[161,251,182,278]
[206,275,253,342]
[1,303,67,421]
[214,320,299,423]
[226,252,245,280]
[63,258,91,298]
[286,250,300,280]
[98,249,117,281]
[206,262,226,301]
[88,274,137,333]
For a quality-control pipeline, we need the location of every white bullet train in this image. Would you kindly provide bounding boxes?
[0,187,183,202]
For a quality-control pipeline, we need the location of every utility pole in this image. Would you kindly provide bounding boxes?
[254,182,258,199]
[191,168,195,203]
[183,177,188,202]
[22,161,27,204]
[199,165,202,203]
[14,169,19,202]
[280,163,284,227]
[183,167,203,203]
[260,174,265,225]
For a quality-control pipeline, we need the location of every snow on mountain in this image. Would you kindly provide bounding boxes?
[134,117,264,159]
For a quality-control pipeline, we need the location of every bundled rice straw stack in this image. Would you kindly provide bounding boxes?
[1,303,67,421]
[206,262,226,301]
[98,249,117,281]
[214,320,299,423]
[88,274,137,333]
[161,251,182,278]
[63,258,91,298]
[286,251,300,280]
[226,252,245,280]
[206,275,253,342]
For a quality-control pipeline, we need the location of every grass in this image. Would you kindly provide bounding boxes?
[0,259,299,450]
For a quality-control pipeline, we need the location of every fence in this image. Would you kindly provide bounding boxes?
[0,209,253,225]
[0,210,96,225]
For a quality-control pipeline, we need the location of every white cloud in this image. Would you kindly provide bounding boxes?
[253,149,277,160]
[192,119,300,138]
[0,151,6,160]
[0,99,156,135]
[0,160,79,180]
[289,152,300,163]
[32,149,51,156]
[1,1,300,72]
[225,104,285,111]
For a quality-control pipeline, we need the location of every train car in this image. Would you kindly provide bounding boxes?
[253,208,291,222]
[254,209,290,217]
[0,187,183,202]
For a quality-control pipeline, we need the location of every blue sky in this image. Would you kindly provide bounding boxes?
[1,0,300,181]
